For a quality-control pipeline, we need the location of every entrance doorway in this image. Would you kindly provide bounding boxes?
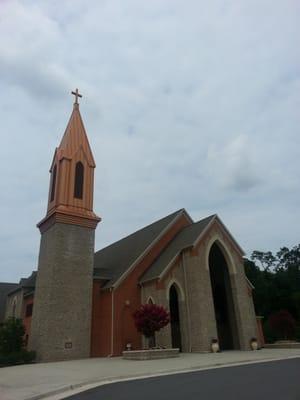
[169,284,182,350]
[209,243,238,350]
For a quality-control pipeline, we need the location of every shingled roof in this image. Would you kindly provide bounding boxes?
[7,271,37,296]
[0,282,18,323]
[140,215,216,284]
[94,209,188,289]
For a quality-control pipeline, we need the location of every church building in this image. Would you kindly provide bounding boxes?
[2,92,261,362]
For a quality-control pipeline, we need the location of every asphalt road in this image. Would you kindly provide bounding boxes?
[65,358,300,400]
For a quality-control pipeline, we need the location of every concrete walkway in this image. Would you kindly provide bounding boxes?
[1,349,300,400]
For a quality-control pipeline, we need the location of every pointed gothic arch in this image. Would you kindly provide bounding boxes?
[208,241,239,350]
[74,162,84,199]
[169,283,182,350]
[147,296,155,304]
[166,279,185,301]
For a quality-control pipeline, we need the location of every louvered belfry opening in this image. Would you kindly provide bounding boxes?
[50,164,57,202]
[74,161,84,199]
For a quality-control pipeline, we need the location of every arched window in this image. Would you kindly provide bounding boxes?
[169,284,182,350]
[147,297,154,305]
[74,162,84,199]
[50,164,57,202]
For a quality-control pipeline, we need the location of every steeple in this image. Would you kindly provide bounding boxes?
[30,90,100,361]
[38,90,101,233]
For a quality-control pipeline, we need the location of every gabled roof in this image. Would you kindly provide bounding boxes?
[7,271,37,296]
[140,215,216,284]
[94,209,190,289]
[0,282,18,323]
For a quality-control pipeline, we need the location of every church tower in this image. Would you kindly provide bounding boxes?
[29,90,101,361]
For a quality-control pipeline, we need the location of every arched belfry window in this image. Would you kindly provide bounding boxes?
[50,164,57,202]
[74,161,84,199]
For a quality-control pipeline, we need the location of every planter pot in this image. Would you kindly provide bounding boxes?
[250,340,258,350]
[211,342,219,353]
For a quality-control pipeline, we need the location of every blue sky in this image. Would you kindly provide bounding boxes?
[0,0,299,282]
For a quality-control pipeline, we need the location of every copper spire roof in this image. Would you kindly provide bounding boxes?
[38,91,101,232]
[58,103,96,168]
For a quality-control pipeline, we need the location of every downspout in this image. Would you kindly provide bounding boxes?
[182,250,192,352]
[108,287,114,357]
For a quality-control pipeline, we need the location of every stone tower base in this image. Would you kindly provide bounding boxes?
[29,223,95,362]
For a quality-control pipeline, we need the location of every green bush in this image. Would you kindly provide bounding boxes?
[0,350,36,367]
[0,352,20,366]
[295,324,300,342]
[21,350,36,364]
[0,318,25,355]
[263,320,278,343]
[0,318,36,367]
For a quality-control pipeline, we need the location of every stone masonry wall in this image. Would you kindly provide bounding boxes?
[142,261,189,352]
[141,219,257,353]
[5,290,24,319]
[29,223,95,362]
[183,245,218,352]
[194,221,257,350]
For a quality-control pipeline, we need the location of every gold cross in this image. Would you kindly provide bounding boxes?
[71,88,82,105]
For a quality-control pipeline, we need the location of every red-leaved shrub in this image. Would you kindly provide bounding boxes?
[132,304,170,347]
[268,310,296,340]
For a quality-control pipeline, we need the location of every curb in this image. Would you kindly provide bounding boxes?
[26,355,300,400]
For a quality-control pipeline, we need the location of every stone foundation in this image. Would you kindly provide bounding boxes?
[123,348,180,360]
[264,341,300,349]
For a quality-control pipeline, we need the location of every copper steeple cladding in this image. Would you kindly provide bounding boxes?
[38,91,101,233]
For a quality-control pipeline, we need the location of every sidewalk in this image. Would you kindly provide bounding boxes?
[1,349,300,400]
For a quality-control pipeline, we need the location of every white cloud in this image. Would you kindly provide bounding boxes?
[0,0,299,281]
[206,134,262,191]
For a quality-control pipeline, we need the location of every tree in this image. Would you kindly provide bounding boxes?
[133,304,170,348]
[244,258,275,316]
[251,250,277,271]
[276,245,300,272]
[245,243,300,343]
[268,310,296,340]
[0,318,25,355]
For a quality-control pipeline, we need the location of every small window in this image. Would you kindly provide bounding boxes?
[50,164,57,202]
[74,162,84,199]
[25,303,33,317]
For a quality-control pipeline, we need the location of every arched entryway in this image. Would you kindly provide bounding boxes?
[169,284,182,350]
[209,242,239,350]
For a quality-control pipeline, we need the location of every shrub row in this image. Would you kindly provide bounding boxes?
[0,350,36,367]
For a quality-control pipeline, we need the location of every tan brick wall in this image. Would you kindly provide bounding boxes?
[141,219,257,353]
[29,223,95,362]
[199,221,257,350]
[182,246,218,352]
[5,290,24,319]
